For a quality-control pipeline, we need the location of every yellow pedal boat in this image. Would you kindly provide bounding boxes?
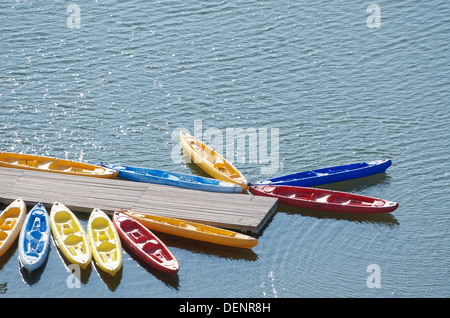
[0,198,26,257]
[50,202,92,269]
[123,210,258,249]
[179,130,248,191]
[0,152,118,178]
[87,208,122,276]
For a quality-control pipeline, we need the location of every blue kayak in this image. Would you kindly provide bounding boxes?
[18,202,51,272]
[250,159,392,187]
[100,163,244,193]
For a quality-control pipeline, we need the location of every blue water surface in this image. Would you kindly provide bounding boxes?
[0,1,448,298]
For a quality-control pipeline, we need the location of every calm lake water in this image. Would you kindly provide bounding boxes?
[1,1,449,298]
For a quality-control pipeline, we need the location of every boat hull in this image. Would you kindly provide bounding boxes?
[249,185,399,214]
[113,212,179,275]
[18,202,51,272]
[101,163,242,193]
[123,210,258,249]
[251,159,392,187]
[88,209,123,276]
[50,202,92,269]
[0,198,26,257]
[0,152,118,178]
[179,130,248,191]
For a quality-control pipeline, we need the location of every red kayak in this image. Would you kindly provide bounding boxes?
[113,212,179,275]
[249,185,399,214]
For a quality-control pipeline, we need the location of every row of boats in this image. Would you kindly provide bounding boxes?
[0,198,258,276]
[0,130,399,214]
[179,130,398,213]
[0,130,399,276]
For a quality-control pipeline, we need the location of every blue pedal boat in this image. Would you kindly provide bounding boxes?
[250,159,392,187]
[100,163,244,193]
[18,202,51,272]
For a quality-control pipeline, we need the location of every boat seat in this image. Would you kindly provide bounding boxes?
[97,232,110,242]
[0,231,8,240]
[25,251,40,258]
[264,186,276,193]
[178,176,192,182]
[93,168,104,174]
[372,200,385,207]
[18,160,38,167]
[0,219,16,230]
[27,239,44,253]
[349,200,371,206]
[294,193,310,200]
[96,241,116,253]
[31,217,42,231]
[166,174,179,181]
[36,241,45,253]
[316,195,332,203]
[27,230,43,241]
[68,167,84,173]
[150,249,165,263]
[63,227,74,235]
[64,234,83,246]
[130,230,146,243]
[53,211,72,223]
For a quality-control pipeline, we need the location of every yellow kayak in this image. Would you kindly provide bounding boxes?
[0,198,26,257]
[50,202,92,269]
[0,152,118,178]
[123,210,258,249]
[87,208,122,276]
[179,130,248,191]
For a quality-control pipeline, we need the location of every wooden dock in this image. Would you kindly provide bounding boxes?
[0,167,278,234]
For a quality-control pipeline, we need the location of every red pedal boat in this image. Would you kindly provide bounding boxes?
[249,185,399,214]
[113,212,179,275]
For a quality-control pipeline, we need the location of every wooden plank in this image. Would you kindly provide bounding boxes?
[0,167,278,233]
[0,168,25,177]
[8,178,145,200]
[131,186,277,232]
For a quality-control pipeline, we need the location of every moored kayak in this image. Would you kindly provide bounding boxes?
[123,210,258,249]
[18,202,51,272]
[101,163,243,193]
[0,152,118,178]
[0,198,26,257]
[87,208,122,276]
[113,212,179,275]
[249,184,399,214]
[250,159,392,187]
[50,202,92,269]
[179,130,248,191]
